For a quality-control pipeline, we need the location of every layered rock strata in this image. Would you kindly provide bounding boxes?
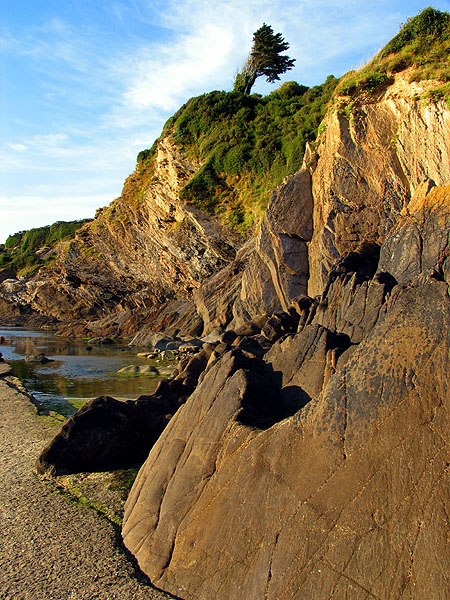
[191,75,450,336]
[0,137,237,326]
[2,75,449,341]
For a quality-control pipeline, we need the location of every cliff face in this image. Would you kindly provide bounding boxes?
[19,28,450,599]
[2,74,449,341]
[15,9,450,598]
[0,137,238,328]
[118,75,450,599]
[204,73,450,334]
[122,181,450,600]
[307,74,450,296]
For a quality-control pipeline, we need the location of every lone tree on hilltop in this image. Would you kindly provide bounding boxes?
[234,24,296,94]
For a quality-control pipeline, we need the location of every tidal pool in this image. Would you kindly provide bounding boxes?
[0,327,172,417]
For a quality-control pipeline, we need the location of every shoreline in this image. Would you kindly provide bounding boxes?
[0,363,175,600]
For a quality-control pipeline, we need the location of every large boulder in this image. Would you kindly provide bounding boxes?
[122,184,450,599]
[37,344,216,476]
[36,396,170,475]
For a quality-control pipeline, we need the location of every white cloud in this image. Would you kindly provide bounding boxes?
[1,194,110,211]
[122,24,234,111]
[30,133,69,147]
[108,0,282,126]
[7,143,28,152]
[114,0,406,122]
[1,130,127,173]
[18,18,95,75]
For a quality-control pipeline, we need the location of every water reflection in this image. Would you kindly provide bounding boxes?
[0,327,167,416]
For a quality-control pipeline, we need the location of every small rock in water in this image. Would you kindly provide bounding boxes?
[179,344,201,354]
[117,365,140,375]
[25,353,53,364]
[118,364,159,376]
[139,365,159,376]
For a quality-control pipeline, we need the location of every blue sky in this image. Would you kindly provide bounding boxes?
[1,0,449,243]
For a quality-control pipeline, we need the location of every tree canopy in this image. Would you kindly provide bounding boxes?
[234,24,296,95]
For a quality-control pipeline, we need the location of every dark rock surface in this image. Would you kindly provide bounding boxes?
[37,343,215,476]
[37,396,167,475]
[87,336,115,345]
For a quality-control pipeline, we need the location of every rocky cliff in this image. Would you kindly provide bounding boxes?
[2,71,449,342]
[122,181,450,599]
[191,72,450,336]
[0,136,238,334]
[36,74,450,597]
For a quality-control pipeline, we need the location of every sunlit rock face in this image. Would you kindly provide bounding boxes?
[122,183,450,600]
[3,55,449,599]
[0,136,238,333]
[196,74,450,337]
[306,74,450,297]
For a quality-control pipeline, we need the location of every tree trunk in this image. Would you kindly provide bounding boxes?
[244,72,257,94]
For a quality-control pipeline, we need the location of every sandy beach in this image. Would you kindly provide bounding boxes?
[0,364,175,600]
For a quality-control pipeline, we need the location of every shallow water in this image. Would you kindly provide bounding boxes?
[0,327,171,417]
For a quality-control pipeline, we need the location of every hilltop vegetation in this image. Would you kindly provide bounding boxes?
[138,76,338,232]
[133,9,450,234]
[0,220,91,278]
[337,7,450,100]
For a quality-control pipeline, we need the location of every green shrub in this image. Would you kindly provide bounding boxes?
[0,219,91,278]
[161,75,338,231]
[381,7,450,57]
[339,71,393,96]
[424,82,450,107]
[180,160,222,211]
[136,140,158,163]
[273,81,309,99]
[4,231,24,249]
[337,7,450,101]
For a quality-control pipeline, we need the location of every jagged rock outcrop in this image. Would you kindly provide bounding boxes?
[7,66,448,600]
[187,75,450,339]
[1,75,449,342]
[239,168,313,314]
[306,74,450,296]
[122,182,450,599]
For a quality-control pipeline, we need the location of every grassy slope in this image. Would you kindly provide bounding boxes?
[0,220,92,278]
[336,7,450,102]
[136,78,339,234]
